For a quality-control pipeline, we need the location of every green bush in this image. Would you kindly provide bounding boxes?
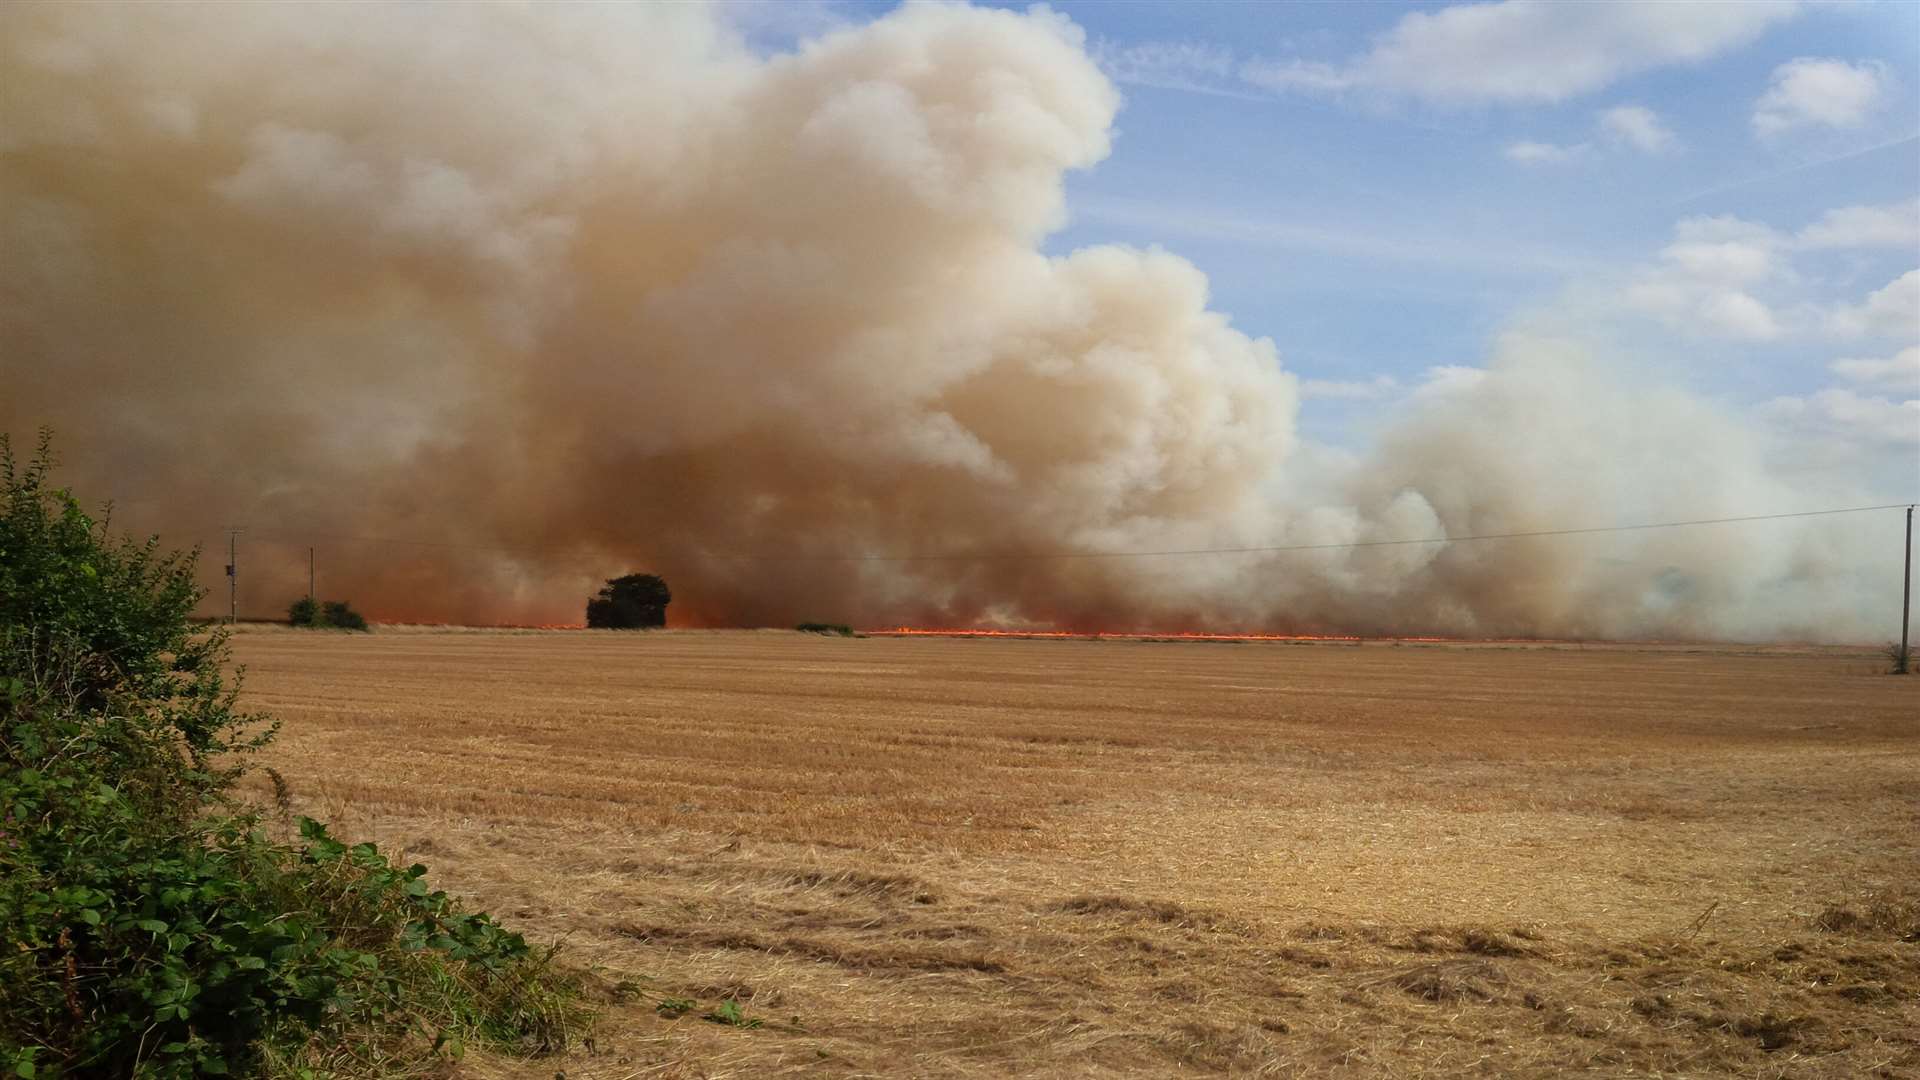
[288,597,319,627]
[1,432,587,1077]
[289,598,368,632]
[319,602,367,633]
[795,622,855,637]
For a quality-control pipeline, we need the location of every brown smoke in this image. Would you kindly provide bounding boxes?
[0,2,1895,640]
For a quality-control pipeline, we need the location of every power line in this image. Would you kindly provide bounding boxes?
[160,502,1912,565]
[749,503,1913,562]
[966,503,1913,563]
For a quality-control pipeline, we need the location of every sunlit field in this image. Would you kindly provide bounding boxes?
[234,630,1919,1078]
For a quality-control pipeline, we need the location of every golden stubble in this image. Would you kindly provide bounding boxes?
[234,630,1920,1078]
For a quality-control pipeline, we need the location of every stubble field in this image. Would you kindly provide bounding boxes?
[231,630,1919,1078]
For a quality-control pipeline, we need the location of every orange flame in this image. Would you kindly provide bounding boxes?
[868,627,1584,644]
[873,627,1372,642]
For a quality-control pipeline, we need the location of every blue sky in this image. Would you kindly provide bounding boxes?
[733,0,1918,461]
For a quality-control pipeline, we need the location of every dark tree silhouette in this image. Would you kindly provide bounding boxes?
[586,573,671,629]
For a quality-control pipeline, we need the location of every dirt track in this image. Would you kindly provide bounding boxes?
[234,630,1920,1078]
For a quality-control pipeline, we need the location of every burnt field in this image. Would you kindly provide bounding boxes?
[232,630,1919,1078]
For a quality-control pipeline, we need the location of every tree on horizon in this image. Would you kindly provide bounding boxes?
[586,573,670,629]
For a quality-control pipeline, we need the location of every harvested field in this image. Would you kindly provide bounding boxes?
[232,630,1920,1078]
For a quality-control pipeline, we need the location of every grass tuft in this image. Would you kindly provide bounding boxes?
[1812,888,1920,941]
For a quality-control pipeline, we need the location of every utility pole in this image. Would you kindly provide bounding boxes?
[1901,505,1913,675]
[225,528,243,625]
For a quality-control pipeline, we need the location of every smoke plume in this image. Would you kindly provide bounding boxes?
[0,2,1899,639]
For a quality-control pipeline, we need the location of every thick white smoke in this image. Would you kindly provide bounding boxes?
[0,1,1899,639]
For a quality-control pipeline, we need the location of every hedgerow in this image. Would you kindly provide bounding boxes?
[0,431,589,1077]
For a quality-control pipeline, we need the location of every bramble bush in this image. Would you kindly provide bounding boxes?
[288,597,319,627]
[288,598,368,632]
[0,431,588,1078]
[319,603,367,633]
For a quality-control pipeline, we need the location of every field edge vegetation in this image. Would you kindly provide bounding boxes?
[0,430,593,1078]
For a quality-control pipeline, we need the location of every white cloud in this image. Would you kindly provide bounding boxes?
[1598,105,1678,153]
[1094,40,1251,98]
[1698,292,1785,340]
[1621,215,1786,340]
[1112,2,1800,108]
[1662,215,1784,283]
[1796,198,1920,250]
[1414,365,1488,399]
[1760,388,1920,445]
[1072,194,1607,276]
[1829,270,1920,340]
[1237,58,1356,96]
[1242,0,1799,105]
[1753,58,1889,138]
[1619,210,1920,344]
[1300,374,1400,400]
[1831,345,1920,393]
[1508,105,1678,168]
[1504,139,1588,165]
